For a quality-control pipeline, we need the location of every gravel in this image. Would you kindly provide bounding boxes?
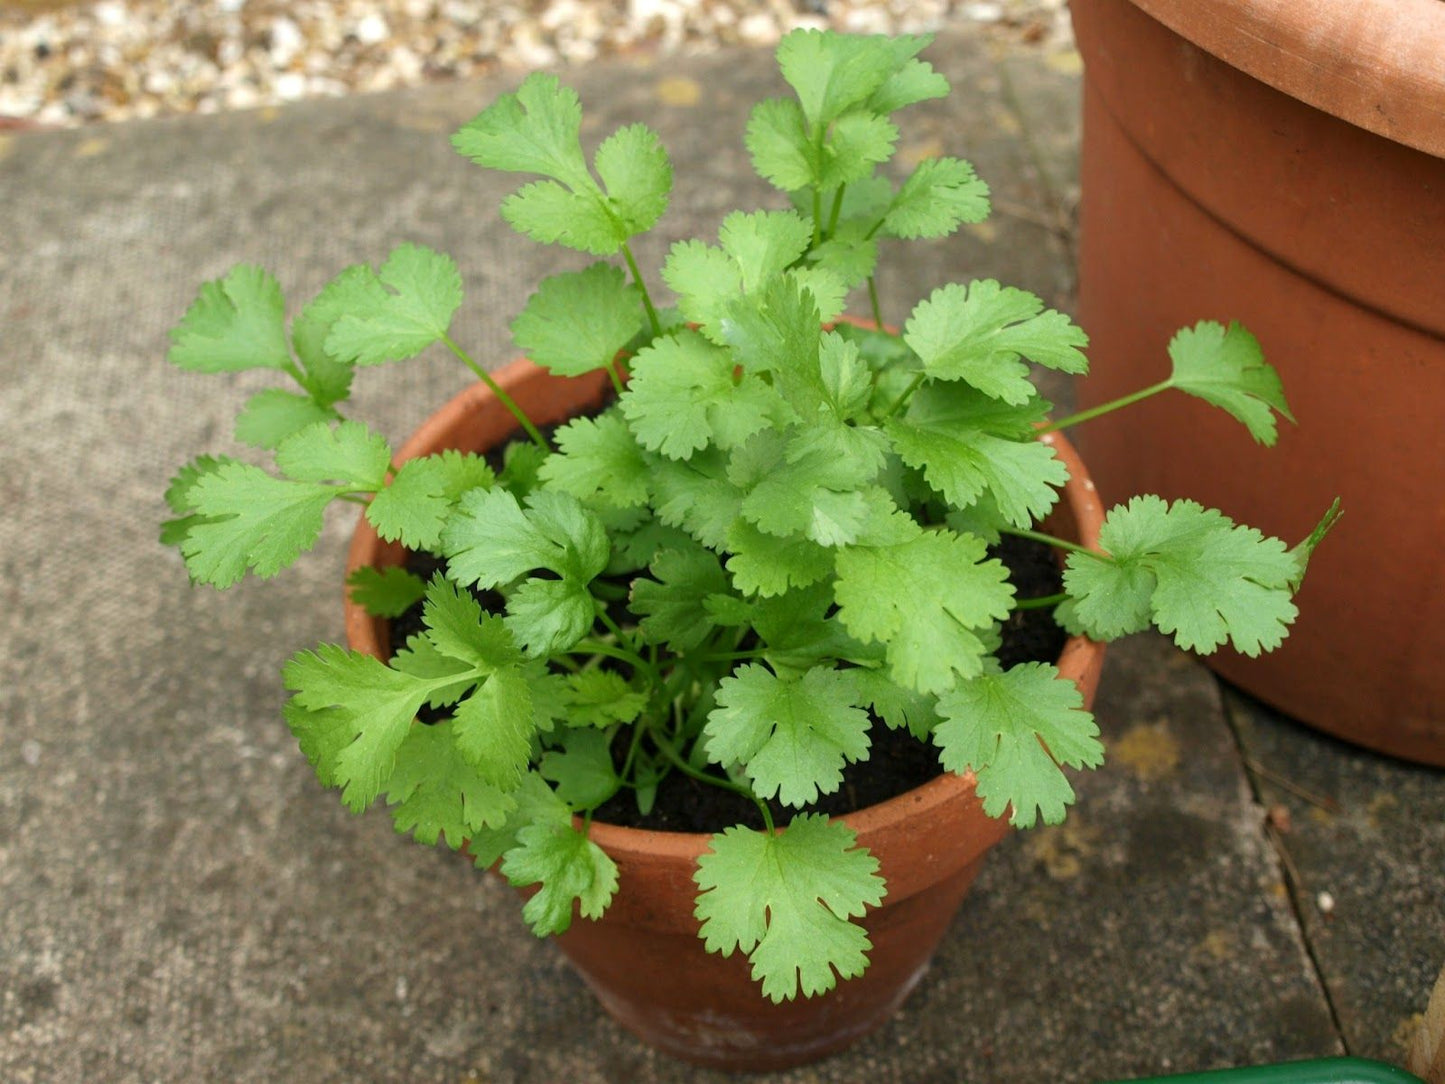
[0,0,1073,128]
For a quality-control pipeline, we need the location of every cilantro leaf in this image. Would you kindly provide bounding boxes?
[592,122,673,237]
[821,112,898,188]
[745,98,815,192]
[451,71,592,190]
[452,666,535,788]
[933,663,1103,828]
[729,429,880,547]
[537,411,651,509]
[880,157,991,240]
[366,450,495,551]
[325,244,462,366]
[274,420,392,490]
[694,815,885,1002]
[834,530,1014,693]
[621,330,782,459]
[1166,321,1294,445]
[649,449,744,550]
[726,519,835,598]
[511,263,643,377]
[235,389,338,450]
[290,266,382,403]
[539,728,620,809]
[852,669,940,740]
[705,664,870,807]
[283,644,447,811]
[904,281,1089,404]
[441,487,608,588]
[559,670,648,727]
[178,463,335,587]
[168,264,292,373]
[867,56,949,114]
[392,634,478,709]
[385,722,519,846]
[777,29,917,128]
[631,544,731,651]
[886,383,1066,528]
[501,181,623,255]
[505,577,598,657]
[1062,496,1300,655]
[501,820,619,936]
[346,566,427,618]
[421,577,518,670]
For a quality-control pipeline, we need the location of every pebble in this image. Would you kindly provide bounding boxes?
[0,0,1073,128]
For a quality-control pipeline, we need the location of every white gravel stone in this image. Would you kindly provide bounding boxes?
[0,0,1073,128]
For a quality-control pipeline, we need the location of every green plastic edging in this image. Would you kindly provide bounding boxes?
[1108,1057,1425,1084]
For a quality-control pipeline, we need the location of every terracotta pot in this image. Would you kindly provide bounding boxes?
[344,359,1108,1070]
[1070,0,1445,765]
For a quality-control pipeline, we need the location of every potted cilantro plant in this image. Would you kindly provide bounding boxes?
[161,30,1336,1071]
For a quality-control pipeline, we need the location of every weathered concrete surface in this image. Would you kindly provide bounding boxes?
[0,29,1438,1084]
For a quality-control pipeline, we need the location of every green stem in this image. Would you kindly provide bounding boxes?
[1013,591,1068,611]
[693,649,770,663]
[595,607,661,686]
[651,733,757,804]
[826,184,847,239]
[440,333,549,451]
[621,242,662,339]
[999,525,1102,559]
[882,371,926,420]
[1036,380,1173,435]
[606,361,626,398]
[867,276,884,331]
[570,639,648,669]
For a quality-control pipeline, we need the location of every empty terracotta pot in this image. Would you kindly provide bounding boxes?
[344,359,1108,1069]
[1070,0,1445,765]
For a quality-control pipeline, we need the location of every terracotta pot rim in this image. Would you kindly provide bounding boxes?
[346,357,1108,864]
[1122,0,1445,157]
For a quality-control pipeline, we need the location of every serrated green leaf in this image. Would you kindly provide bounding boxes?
[235,389,339,450]
[694,815,884,1002]
[887,382,1066,528]
[501,180,622,255]
[867,56,949,114]
[746,97,815,192]
[168,264,292,373]
[880,156,990,239]
[283,699,353,790]
[164,454,230,516]
[559,670,648,727]
[275,420,392,490]
[290,266,380,404]
[904,280,1088,404]
[649,449,744,550]
[179,463,336,587]
[720,210,814,292]
[451,71,593,190]
[465,771,571,869]
[537,411,650,508]
[506,577,598,657]
[442,488,608,588]
[820,112,898,188]
[284,644,445,811]
[593,122,672,236]
[325,244,462,366]
[366,451,495,551]
[539,728,620,809]
[1166,320,1293,445]
[392,634,480,709]
[386,722,519,846]
[346,565,428,618]
[631,543,731,650]
[501,820,619,936]
[851,669,940,740]
[421,577,518,670]
[835,529,1014,693]
[621,330,783,459]
[705,664,870,807]
[497,440,547,499]
[451,666,534,787]
[777,29,917,128]
[512,263,643,377]
[1063,496,1299,655]
[729,429,880,547]
[934,662,1102,828]
[726,519,835,598]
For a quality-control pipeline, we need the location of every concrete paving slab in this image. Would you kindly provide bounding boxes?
[1,28,1432,1084]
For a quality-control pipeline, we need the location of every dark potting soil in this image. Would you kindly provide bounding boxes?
[388,530,1065,834]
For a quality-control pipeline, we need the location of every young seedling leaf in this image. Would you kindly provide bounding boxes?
[511,263,643,377]
[1063,495,1300,655]
[290,265,383,403]
[537,411,651,509]
[274,420,392,490]
[934,662,1103,828]
[880,156,991,239]
[694,815,885,1002]
[1166,320,1294,445]
[631,543,732,651]
[705,664,870,807]
[451,71,594,190]
[325,244,463,366]
[235,389,338,450]
[168,264,292,373]
[904,280,1089,404]
[820,112,898,189]
[465,771,571,869]
[867,56,949,114]
[745,98,816,192]
[559,670,649,728]
[592,122,673,237]
[501,820,619,936]
[283,644,445,811]
[179,463,336,587]
[834,529,1014,693]
[776,28,919,128]
[385,722,519,846]
[346,565,428,618]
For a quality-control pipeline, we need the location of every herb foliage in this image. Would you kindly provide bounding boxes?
[164,31,1336,1003]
